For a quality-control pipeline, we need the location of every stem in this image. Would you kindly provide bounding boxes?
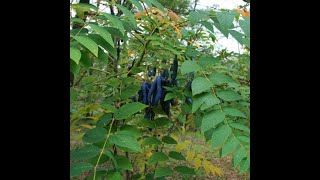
[127,28,157,75]
[125,152,130,180]
[90,67,110,74]
[93,118,115,180]
[73,71,87,87]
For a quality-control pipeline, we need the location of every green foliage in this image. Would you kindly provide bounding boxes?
[154,167,173,178]
[70,0,250,179]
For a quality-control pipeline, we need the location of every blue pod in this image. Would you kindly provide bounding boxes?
[186,96,193,104]
[147,69,152,77]
[142,82,148,104]
[152,76,162,106]
[161,69,169,79]
[148,80,157,105]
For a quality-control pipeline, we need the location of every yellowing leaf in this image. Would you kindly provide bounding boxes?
[171,134,178,141]
[175,143,187,152]
[194,157,202,170]
[145,152,153,158]
[184,140,192,145]
[80,124,94,129]
[128,50,135,55]
[209,165,223,177]
[236,8,250,17]
[186,151,195,162]
[203,161,211,175]
[196,154,205,159]
[167,9,182,22]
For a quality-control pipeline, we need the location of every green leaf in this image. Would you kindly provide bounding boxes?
[148,152,168,165]
[115,155,133,171]
[98,47,109,64]
[71,3,98,11]
[192,92,217,112]
[74,36,99,57]
[103,13,125,35]
[185,45,200,57]
[216,11,236,30]
[200,21,214,33]
[168,151,186,160]
[164,46,181,55]
[146,0,165,12]
[240,157,250,174]
[224,108,247,118]
[174,166,196,175]
[243,37,250,48]
[70,47,81,64]
[109,132,142,152]
[198,56,220,67]
[100,103,117,112]
[89,24,114,47]
[143,137,162,146]
[162,136,177,144]
[119,126,141,138]
[129,0,143,11]
[80,51,92,68]
[181,60,202,75]
[189,11,209,25]
[107,171,122,180]
[229,30,245,45]
[221,136,240,157]
[121,84,140,100]
[70,145,100,160]
[96,114,112,127]
[121,77,136,85]
[211,16,229,38]
[209,72,237,85]
[204,128,214,141]
[154,167,173,178]
[144,0,153,9]
[70,17,85,24]
[70,162,93,177]
[229,123,250,133]
[237,136,250,143]
[116,4,136,27]
[200,95,221,110]
[239,17,250,37]
[192,77,213,96]
[217,90,242,102]
[87,154,109,166]
[233,147,247,167]
[164,93,175,101]
[83,127,107,143]
[70,60,80,75]
[81,75,96,85]
[211,125,232,149]
[104,150,118,167]
[201,111,225,133]
[114,102,148,120]
[154,117,171,127]
[106,77,120,88]
[89,34,117,58]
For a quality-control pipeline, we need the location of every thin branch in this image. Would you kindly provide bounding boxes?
[127,28,157,74]
[93,118,115,180]
[130,32,144,45]
[74,71,87,86]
